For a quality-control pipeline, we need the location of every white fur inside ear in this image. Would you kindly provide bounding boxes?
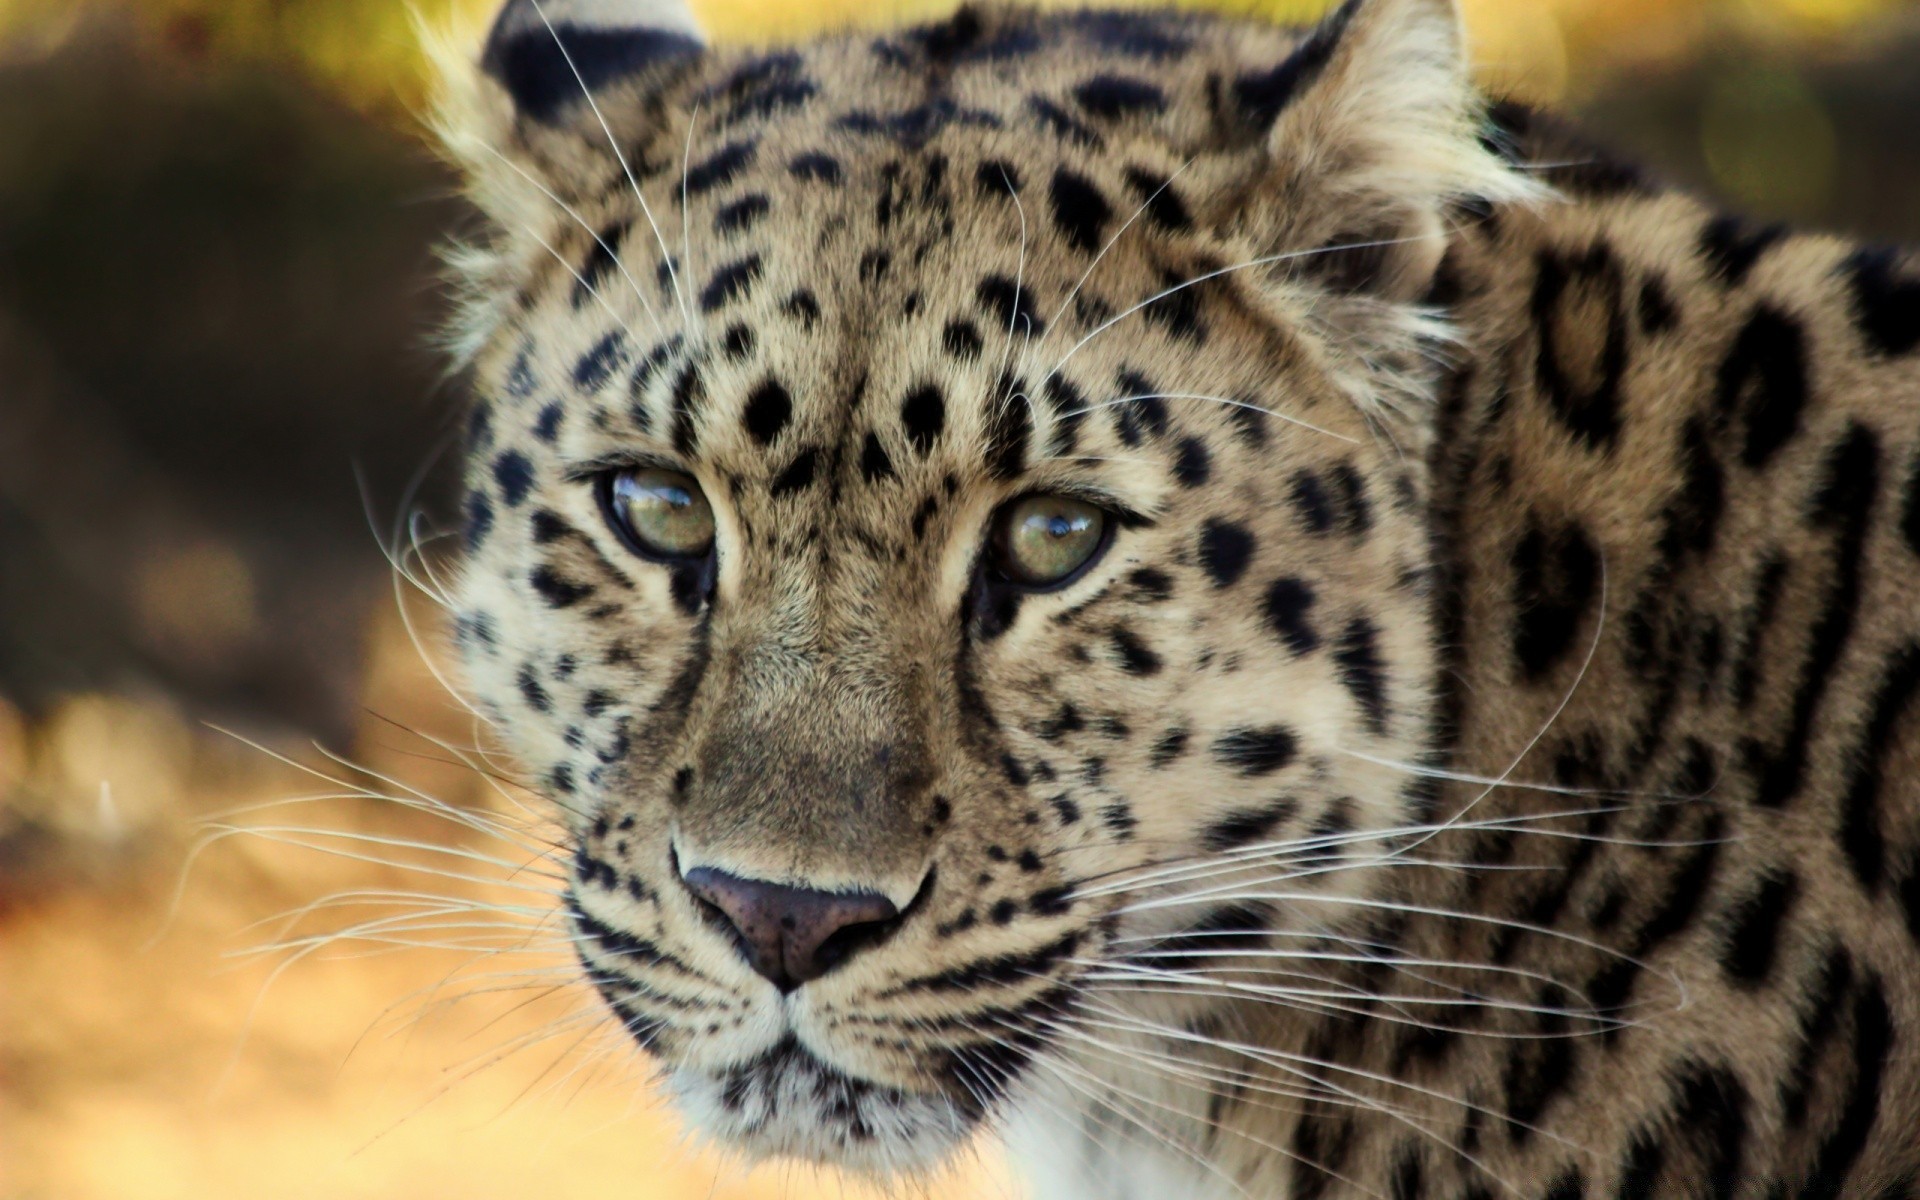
[491,0,705,43]
[1271,0,1545,213]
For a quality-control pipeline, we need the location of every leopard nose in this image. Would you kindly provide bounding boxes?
[680,866,902,993]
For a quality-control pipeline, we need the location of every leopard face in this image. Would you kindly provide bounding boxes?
[441,0,1534,1175]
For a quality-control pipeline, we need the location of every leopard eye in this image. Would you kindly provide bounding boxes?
[990,494,1110,589]
[601,468,715,560]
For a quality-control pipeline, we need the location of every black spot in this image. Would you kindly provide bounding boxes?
[482,23,699,125]
[1202,799,1298,852]
[517,663,551,712]
[1049,169,1113,255]
[1148,727,1188,767]
[463,490,494,550]
[705,52,816,128]
[1844,247,1920,356]
[1129,567,1172,602]
[1666,1060,1749,1199]
[1264,577,1320,656]
[1291,471,1337,534]
[1328,463,1372,535]
[1333,617,1388,734]
[1501,985,1579,1139]
[1782,945,1854,1127]
[1837,642,1920,891]
[770,448,818,497]
[1638,275,1679,334]
[1718,868,1798,985]
[1066,10,1193,60]
[859,247,891,283]
[976,158,1023,197]
[493,451,535,507]
[1511,520,1599,679]
[1802,976,1896,1195]
[700,255,764,312]
[1699,215,1786,287]
[984,393,1031,480]
[1027,95,1102,148]
[1903,453,1920,559]
[467,400,495,454]
[787,152,843,184]
[1539,1169,1585,1200]
[1715,307,1809,470]
[901,385,946,455]
[1172,438,1211,487]
[1122,166,1192,233]
[1108,628,1161,676]
[860,432,895,482]
[977,275,1045,336]
[1389,1146,1425,1200]
[1730,555,1788,709]
[1071,75,1166,118]
[1040,375,1087,457]
[741,378,792,445]
[683,138,758,197]
[1198,519,1255,587]
[1628,811,1725,956]
[574,220,629,308]
[1141,267,1205,344]
[715,193,770,235]
[1233,0,1357,126]
[1751,425,1879,810]
[530,566,593,609]
[722,322,755,362]
[1661,419,1726,560]
[1111,370,1168,442]
[1531,244,1627,451]
[1902,867,1920,947]
[1211,726,1299,776]
[1229,399,1269,448]
[574,329,630,392]
[943,319,984,360]
[782,288,821,328]
[668,362,705,457]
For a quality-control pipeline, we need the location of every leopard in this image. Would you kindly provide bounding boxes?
[429,0,1920,1194]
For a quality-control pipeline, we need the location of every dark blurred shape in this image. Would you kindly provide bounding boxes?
[0,28,464,742]
[1578,17,1920,242]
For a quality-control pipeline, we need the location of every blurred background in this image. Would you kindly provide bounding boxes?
[0,0,1916,1197]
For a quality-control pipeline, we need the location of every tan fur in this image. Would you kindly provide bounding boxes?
[437,0,1920,1193]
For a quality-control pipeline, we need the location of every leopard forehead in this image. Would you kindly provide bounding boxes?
[462,7,1368,497]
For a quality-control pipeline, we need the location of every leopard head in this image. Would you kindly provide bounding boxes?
[438,0,1536,1175]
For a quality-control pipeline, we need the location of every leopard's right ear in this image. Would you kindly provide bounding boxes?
[480,0,706,125]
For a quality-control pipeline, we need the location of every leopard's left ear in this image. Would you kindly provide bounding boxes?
[1227,0,1541,300]
[481,0,706,124]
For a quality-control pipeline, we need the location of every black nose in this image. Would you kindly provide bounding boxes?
[680,866,902,992]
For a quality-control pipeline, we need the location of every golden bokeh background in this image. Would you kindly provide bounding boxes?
[0,1,1917,1198]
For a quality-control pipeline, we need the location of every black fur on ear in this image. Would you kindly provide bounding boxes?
[482,0,704,124]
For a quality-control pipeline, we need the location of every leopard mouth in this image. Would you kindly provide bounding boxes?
[668,1034,983,1174]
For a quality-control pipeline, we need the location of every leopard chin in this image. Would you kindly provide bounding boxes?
[666,1036,983,1176]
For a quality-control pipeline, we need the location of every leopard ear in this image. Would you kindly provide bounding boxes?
[1228,0,1541,299]
[481,0,706,124]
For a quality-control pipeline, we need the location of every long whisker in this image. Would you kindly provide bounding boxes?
[526,0,686,324]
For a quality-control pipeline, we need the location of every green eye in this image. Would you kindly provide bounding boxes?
[991,494,1110,589]
[603,468,715,560]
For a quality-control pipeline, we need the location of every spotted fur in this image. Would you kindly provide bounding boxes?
[433,0,1920,1193]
